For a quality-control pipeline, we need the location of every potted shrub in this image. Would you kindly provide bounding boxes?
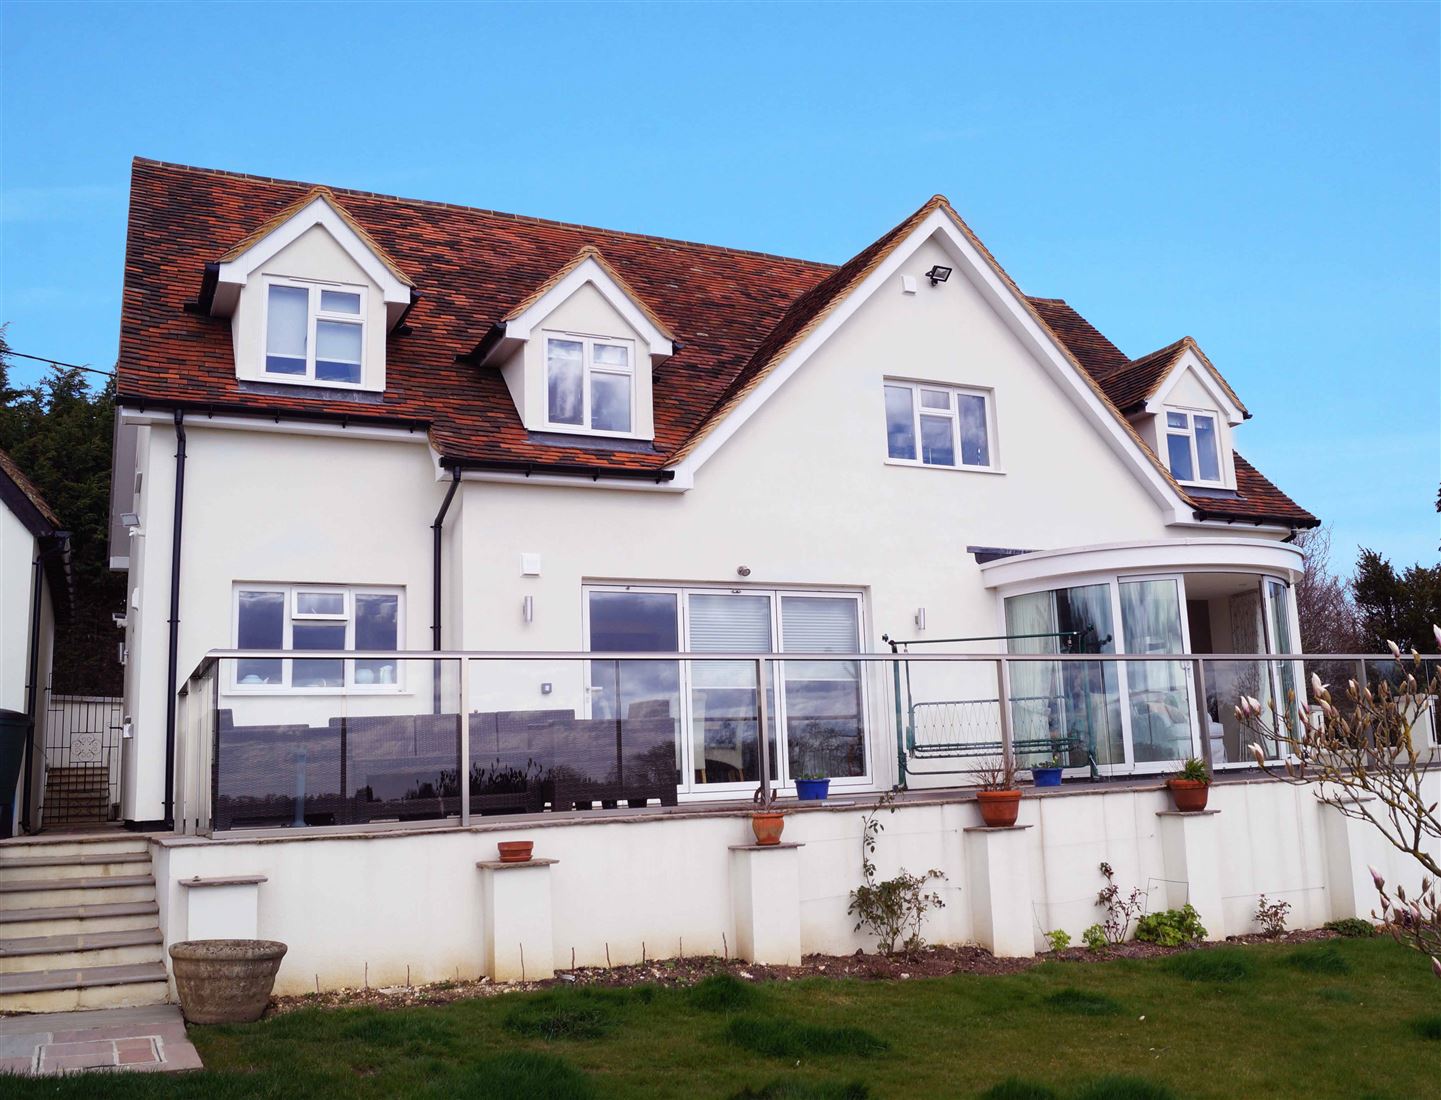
[169,939,288,1024]
[974,757,1022,827]
[795,773,830,801]
[1166,757,1211,812]
[1030,754,1064,788]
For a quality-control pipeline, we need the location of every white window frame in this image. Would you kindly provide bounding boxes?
[883,378,999,472]
[543,332,636,436]
[1163,407,1224,486]
[581,582,872,801]
[231,583,404,693]
[261,276,368,388]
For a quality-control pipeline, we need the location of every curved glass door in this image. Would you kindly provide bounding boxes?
[1118,578,1196,766]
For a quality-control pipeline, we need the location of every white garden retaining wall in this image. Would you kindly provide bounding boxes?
[150,773,1440,997]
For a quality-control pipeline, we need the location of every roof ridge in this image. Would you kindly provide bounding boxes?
[132,157,840,271]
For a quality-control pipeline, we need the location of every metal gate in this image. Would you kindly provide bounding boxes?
[42,689,124,825]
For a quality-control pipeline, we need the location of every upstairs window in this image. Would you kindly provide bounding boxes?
[884,380,993,469]
[1165,410,1221,484]
[545,335,633,433]
[264,280,366,385]
[234,584,400,691]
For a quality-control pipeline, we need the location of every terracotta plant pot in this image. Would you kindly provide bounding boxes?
[169,939,287,1024]
[976,789,1022,828]
[1166,778,1210,813]
[751,811,786,846]
[497,840,534,863]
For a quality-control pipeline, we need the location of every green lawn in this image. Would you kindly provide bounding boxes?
[9,937,1439,1099]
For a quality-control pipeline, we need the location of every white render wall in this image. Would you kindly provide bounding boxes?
[1,502,53,835]
[151,774,1440,996]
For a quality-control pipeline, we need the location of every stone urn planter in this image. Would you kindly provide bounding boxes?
[169,939,288,1024]
[1165,778,1210,813]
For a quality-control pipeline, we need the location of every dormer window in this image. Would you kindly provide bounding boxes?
[545,334,634,434]
[1165,410,1221,484]
[264,279,366,385]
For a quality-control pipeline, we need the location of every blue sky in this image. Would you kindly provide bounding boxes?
[2,2,1436,568]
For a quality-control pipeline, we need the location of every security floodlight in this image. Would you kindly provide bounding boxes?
[120,512,141,528]
[925,265,952,287]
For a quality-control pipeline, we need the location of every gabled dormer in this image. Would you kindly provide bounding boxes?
[202,189,413,393]
[1111,337,1248,492]
[473,247,675,441]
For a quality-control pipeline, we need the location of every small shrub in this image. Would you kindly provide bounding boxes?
[1174,757,1210,784]
[1134,904,1207,947]
[1162,947,1255,983]
[726,1016,890,1059]
[1283,945,1351,975]
[1073,1077,1179,1100]
[730,1082,872,1100]
[1095,862,1146,944]
[1082,924,1108,951]
[1324,917,1377,938]
[848,790,947,955]
[1043,929,1071,952]
[1408,1013,1441,1041]
[691,973,760,1014]
[502,995,615,1041]
[1043,987,1122,1016]
[1254,894,1292,937]
[978,1080,1060,1100]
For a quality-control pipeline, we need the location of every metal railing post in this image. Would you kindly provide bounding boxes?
[995,657,1014,769]
[756,656,772,806]
[1192,657,1212,768]
[459,657,471,826]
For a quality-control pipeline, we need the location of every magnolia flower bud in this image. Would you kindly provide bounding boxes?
[1369,865,1385,891]
[1247,695,1262,716]
[1387,639,1401,659]
[1431,956,1440,980]
[1433,624,1441,650]
[1310,673,1326,697]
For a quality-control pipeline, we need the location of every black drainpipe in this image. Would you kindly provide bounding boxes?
[431,468,462,715]
[163,410,187,828]
[19,552,44,832]
[432,467,462,651]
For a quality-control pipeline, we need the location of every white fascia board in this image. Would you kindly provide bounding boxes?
[1143,349,1246,425]
[977,536,1305,591]
[210,196,412,327]
[672,208,1195,525]
[500,256,674,362]
[117,406,430,446]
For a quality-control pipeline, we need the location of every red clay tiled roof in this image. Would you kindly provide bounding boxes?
[117,158,1315,525]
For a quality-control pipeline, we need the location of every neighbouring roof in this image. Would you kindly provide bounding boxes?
[0,448,73,613]
[117,158,1316,526]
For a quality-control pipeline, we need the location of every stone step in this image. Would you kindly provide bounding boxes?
[0,928,164,974]
[0,961,170,1013]
[0,851,151,880]
[0,834,149,862]
[0,876,156,912]
[0,901,160,939]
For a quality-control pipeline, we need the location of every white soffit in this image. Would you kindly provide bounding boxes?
[209,195,412,328]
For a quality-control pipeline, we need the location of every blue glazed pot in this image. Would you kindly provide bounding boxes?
[1032,766,1063,788]
[795,778,831,801]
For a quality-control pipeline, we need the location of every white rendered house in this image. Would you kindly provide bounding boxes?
[54,158,1429,1004]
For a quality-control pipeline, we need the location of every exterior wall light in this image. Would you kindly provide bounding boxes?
[523,595,534,623]
[925,265,952,286]
[121,512,141,527]
[914,607,927,630]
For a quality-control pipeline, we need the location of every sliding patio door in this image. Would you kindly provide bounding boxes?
[687,593,775,787]
[586,585,868,798]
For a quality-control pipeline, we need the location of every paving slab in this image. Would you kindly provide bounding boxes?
[0,1003,200,1076]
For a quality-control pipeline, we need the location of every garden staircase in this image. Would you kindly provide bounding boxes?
[0,832,169,1012]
